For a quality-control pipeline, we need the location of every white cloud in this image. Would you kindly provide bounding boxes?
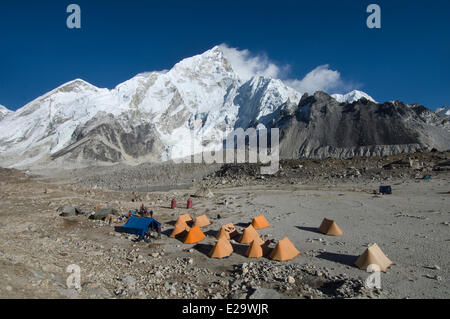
[218,44,358,95]
[285,65,347,95]
[218,44,283,81]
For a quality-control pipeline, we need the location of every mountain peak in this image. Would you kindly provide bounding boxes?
[331,90,376,103]
[169,45,236,82]
[0,104,10,112]
[436,105,450,116]
[0,105,12,118]
[58,78,99,90]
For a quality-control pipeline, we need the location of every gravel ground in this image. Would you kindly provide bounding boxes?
[0,152,448,299]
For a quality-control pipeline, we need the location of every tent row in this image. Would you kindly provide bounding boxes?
[169,213,392,271]
[170,213,300,261]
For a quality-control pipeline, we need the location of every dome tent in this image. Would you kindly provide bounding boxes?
[245,239,264,258]
[239,225,264,245]
[194,214,211,228]
[251,215,270,230]
[184,225,206,244]
[216,226,230,240]
[209,238,233,258]
[269,237,300,261]
[317,218,343,236]
[355,243,392,272]
[176,214,192,224]
[170,223,190,238]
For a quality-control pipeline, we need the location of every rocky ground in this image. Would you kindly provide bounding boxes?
[0,151,448,299]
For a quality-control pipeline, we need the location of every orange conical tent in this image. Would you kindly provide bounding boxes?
[194,214,211,228]
[355,243,393,272]
[239,225,264,245]
[216,226,230,240]
[317,218,343,236]
[209,238,233,258]
[176,214,192,225]
[269,237,300,261]
[251,215,270,230]
[170,223,190,238]
[245,239,264,258]
[223,223,239,238]
[183,225,206,244]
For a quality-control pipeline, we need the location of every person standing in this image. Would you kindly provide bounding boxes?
[144,226,152,243]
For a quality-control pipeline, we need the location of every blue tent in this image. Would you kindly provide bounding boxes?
[117,216,161,238]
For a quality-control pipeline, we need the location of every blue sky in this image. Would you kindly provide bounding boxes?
[0,0,449,110]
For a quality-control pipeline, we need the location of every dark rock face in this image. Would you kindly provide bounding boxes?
[277,92,450,159]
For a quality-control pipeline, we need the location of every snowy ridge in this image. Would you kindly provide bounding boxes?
[0,46,303,167]
[436,106,450,117]
[0,105,12,122]
[0,104,11,116]
[331,90,376,103]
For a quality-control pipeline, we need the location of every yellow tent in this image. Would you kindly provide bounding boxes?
[317,218,343,236]
[216,226,230,240]
[245,239,263,258]
[223,223,239,238]
[251,215,270,230]
[269,237,300,261]
[170,223,190,238]
[239,225,264,245]
[184,225,206,244]
[194,214,211,228]
[355,243,392,272]
[176,214,192,225]
[209,238,233,258]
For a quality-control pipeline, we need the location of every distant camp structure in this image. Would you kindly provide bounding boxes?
[379,186,392,195]
[317,218,343,236]
[90,207,119,220]
[59,206,81,217]
[355,243,392,272]
[269,237,300,261]
[251,215,270,230]
[116,216,161,240]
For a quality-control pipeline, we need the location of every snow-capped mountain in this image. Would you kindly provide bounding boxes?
[436,106,450,117]
[0,46,302,168]
[331,90,376,103]
[0,105,11,120]
[2,45,444,169]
